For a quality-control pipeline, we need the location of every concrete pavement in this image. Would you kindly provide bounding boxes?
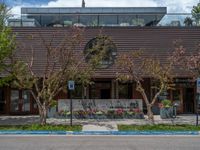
[0,114,198,126]
[0,135,199,150]
[0,114,199,132]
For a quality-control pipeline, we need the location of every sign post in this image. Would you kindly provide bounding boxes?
[68,80,75,126]
[196,78,200,126]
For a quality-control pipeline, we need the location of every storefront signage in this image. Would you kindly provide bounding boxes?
[58,99,143,112]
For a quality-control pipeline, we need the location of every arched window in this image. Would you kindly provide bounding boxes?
[84,36,117,68]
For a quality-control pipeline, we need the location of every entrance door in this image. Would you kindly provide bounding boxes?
[101,89,111,99]
[172,88,183,113]
[10,90,31,114]
[0,89,5,114]
[184,88,194,113]
[90,81,111,99]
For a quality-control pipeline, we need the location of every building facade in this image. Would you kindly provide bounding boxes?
[0,7,199,115]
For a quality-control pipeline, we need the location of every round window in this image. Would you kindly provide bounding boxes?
[84,36,117,68]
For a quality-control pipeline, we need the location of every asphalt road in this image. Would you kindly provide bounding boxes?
[0,135,200,150]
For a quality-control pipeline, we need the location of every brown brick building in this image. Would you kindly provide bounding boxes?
[0,7,199,115]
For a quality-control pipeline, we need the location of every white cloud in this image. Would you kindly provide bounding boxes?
[10,6,21,17]
[158,0,199,12]
[43,0,158,7]
[11,0,200,16]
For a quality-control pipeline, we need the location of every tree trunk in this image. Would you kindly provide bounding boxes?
[136,83,155,124]
[147,104,154,124]
[39,106,47,125]
[30,92,47,125]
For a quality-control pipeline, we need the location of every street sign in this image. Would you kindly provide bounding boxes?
[197,78,200,94]
[68,80,75,90]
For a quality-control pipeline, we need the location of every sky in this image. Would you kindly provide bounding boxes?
[2,0,200,15]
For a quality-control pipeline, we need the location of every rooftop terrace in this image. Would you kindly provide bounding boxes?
[8,7,200,27]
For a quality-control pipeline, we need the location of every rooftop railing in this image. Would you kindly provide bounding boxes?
[7,13,200,27]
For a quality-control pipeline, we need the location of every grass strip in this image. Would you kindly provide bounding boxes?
[118,124,200,131]
[0,124,82,131]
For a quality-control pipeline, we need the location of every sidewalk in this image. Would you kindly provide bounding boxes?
[0,114,199,133]
[0,114,198,126]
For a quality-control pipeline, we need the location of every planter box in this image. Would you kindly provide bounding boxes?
[160,107,173,119]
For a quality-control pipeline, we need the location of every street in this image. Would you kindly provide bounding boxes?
[0,135,199,150]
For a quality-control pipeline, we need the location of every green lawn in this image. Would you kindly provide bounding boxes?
[118,124,200,131]
[0,124,82,131]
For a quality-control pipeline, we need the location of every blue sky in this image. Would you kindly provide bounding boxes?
[3,0,200,15]
[5,0,53,6]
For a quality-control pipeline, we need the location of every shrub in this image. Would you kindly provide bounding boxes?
[161,99,172,108]
[107,110,115,119]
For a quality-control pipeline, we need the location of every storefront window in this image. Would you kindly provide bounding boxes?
[10,90,19,112]
[90,82,111,99]
[22,90,30,112]
[10,90,31,112]
[118,83,132,99]
[0,89,5,112]
[71,84,83,99]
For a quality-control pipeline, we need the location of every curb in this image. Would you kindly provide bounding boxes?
[0,130,199,135]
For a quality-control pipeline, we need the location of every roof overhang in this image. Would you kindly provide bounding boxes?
[21,7,167,15]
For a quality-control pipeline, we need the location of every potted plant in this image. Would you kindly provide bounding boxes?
[184,17,193,26]
[159,99,174,119]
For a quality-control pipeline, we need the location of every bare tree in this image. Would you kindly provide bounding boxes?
[117,45,184,124]
[12,27,108,125]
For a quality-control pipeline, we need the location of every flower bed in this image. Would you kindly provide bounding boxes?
[57,108,144,119]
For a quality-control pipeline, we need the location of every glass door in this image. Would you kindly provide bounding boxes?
[0,89,5,114]
[22,90,30,112]
[10,90,20,112]
[10,90,30,113]
[172,88,183,113]
[184,88,194,113]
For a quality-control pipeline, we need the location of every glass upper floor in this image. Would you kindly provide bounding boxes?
[7,7,200,27]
